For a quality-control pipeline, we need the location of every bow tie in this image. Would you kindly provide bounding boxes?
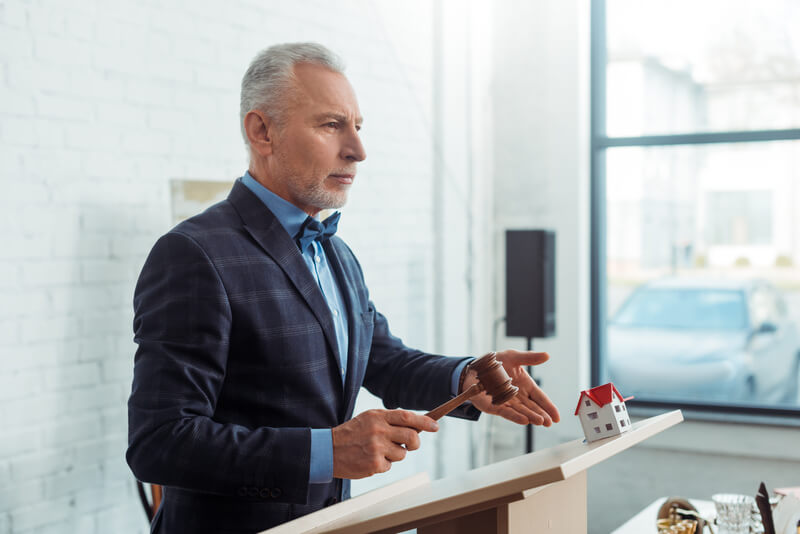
[294,212,341,251]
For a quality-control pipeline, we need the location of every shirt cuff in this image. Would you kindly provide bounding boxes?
[450,358,474,397]
[309,428,334,484]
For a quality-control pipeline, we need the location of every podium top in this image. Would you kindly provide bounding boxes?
[263,410,683,534]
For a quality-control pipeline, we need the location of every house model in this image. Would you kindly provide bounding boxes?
[574,383,633,443]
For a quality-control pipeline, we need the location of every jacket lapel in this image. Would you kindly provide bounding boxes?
[227,180,342,371]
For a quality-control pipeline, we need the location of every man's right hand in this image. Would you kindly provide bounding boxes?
[331,409,439,479]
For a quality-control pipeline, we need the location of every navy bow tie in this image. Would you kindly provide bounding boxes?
[294,212,341,251]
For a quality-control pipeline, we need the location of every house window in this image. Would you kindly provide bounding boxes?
[614,405,621,412]
[594,426,601,433]
[591,0,800,422]
[585,400,591,407]
[605,423,613,431]
[620,419,626,427]
[622,405,626,412]
[588,412,599,420]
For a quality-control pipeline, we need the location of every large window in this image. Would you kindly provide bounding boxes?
[591,0,800,419]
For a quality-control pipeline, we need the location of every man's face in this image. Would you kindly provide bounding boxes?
[266,63,366,216]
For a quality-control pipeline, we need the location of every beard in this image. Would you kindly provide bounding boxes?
[288,175,349,211]
[274,153,352,212]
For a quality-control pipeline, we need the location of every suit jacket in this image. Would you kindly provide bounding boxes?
[127,179,479,533]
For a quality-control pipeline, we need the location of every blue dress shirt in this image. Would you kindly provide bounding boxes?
[241,172,471,486]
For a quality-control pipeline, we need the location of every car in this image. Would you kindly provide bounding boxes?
[606,277,800,405]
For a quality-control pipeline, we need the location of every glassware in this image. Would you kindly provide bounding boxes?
[712,493,755,534]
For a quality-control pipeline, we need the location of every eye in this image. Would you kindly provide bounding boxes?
[325,122,339,129]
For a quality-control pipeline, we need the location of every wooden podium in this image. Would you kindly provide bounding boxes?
[263,410,683,534]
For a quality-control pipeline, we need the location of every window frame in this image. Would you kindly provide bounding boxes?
[589,0,800,425]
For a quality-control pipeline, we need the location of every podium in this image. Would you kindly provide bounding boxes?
[263,410,683,534]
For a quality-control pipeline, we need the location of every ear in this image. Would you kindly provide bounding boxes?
[244,110,275,157]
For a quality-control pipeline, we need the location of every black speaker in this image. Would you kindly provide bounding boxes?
[505,230,556,338]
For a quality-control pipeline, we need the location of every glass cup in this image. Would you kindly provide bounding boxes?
[712,493,754,534]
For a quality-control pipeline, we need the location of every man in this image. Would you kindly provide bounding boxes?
[127,42,560,533]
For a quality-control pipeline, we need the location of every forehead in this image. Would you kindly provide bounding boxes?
[290,63,362,121]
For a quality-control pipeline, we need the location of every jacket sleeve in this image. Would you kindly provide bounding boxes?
[361,307,480,421]
[126,231,311,503]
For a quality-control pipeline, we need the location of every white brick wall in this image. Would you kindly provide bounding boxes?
[0,0,490,532]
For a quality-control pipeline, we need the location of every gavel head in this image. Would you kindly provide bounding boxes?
[470,352,519,405]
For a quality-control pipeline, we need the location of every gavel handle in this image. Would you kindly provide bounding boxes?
[424,383,483,421]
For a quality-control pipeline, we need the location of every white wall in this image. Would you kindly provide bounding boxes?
[490,0,592,458]
[0,1,491,532]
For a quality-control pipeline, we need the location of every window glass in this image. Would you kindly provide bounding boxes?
[606,0,800,136]
[604,141,800,407]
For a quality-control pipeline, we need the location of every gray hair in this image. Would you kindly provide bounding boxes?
[240,42,346,146]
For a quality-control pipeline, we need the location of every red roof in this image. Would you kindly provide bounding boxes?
[573,383,633,415]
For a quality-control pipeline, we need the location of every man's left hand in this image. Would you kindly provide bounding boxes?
[463,349,561,426]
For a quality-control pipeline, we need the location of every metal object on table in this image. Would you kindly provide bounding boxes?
[658,497,710,533]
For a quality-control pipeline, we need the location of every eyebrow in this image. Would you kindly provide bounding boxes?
[314,112,363,126]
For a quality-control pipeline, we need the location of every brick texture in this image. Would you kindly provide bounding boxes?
[0,0,488,532]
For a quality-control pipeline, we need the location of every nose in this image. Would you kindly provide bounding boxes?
[341,128,366,163]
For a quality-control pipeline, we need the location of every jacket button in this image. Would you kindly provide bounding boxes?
[270,488,282,499]
[247,487,258,498]
[325,497,338,506]
[259,488,271,498]
[237,487,248,497]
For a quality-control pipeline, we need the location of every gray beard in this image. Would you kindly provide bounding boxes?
[289,181,348,212]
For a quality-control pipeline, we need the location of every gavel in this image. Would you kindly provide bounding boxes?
[424,352,519,421]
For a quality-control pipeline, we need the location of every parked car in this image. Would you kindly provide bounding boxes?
[607,277,800,405]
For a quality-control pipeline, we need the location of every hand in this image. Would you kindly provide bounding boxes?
[464,350,561,426]
[331,409,439,479]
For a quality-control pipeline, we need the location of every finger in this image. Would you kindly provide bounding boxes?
[386,426,421,451]
[384,441,408,463]
[376,456,392,474]
[385,410,439,432]
[514,351,550,366]
[523,385,561,423]
[494,404,529,425]
[514,391,553,426]
[508,397,545,425]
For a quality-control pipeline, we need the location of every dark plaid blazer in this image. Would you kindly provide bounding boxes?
[127,179,478,533]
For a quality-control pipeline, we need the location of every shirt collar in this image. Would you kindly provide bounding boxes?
[241,171,310,238]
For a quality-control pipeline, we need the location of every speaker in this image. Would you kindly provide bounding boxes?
[505,230,556,338]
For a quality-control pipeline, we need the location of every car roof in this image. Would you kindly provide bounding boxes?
[642,276,765,291]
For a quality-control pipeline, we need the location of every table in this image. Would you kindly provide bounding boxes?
[611,498,716,534]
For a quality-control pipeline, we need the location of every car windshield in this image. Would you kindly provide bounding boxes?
[612,287,749,330]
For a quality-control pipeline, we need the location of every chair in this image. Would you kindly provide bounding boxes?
[136,480,163,523]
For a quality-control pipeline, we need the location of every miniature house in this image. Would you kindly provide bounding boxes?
[574,383,633,443]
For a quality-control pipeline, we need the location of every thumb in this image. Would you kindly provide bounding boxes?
[516,351,550,366]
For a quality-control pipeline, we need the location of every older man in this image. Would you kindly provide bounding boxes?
[127,42,560,533]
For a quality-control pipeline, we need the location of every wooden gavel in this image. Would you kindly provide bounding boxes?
[424,352,519,421]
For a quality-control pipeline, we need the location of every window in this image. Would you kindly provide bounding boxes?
[592,0,800,422]
[620,419,627,427]
[588,412,599,420]
[614,405,621,412]
[585,399,591,406]
[594,426,601,433]
[605,423,613,431]
[707,191,772,245]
